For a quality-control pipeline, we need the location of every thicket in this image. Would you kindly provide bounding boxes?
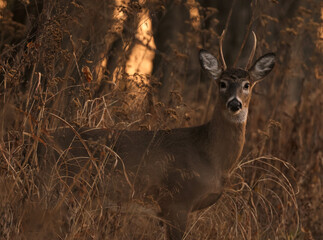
[0,0,322,239]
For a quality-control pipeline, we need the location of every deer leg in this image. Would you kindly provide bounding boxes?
[160,205,189,240]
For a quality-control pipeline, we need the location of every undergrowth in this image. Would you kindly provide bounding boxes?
[0,0,322,239]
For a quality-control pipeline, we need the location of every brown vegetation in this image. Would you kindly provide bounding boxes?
[0,0,322,239]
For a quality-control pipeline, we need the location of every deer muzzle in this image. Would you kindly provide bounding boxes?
[227,98,242,113]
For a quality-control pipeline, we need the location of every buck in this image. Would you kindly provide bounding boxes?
[41,32,275,239]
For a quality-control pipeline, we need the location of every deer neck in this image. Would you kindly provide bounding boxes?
[207,103,247,173]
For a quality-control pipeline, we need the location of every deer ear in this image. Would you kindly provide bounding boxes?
[199,49,222,80]
[249,53,275,81]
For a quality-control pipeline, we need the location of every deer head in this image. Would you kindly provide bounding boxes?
[199,32,276,123]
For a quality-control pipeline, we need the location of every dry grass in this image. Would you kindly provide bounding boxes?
[0,0,322,239]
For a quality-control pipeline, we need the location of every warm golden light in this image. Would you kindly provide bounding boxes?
[0,0,7,19]
[125,9,156,78]
[187,0,200,30]
[0,0,6,9]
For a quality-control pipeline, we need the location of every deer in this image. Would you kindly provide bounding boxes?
[39,31,275,240]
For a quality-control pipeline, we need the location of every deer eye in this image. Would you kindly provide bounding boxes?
[243,82,250,90]
[219,81,227,90]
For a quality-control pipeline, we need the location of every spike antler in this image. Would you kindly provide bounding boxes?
[219,30,227,70]
[246,31,257,69]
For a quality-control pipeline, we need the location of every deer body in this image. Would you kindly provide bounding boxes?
[41,33,275,239]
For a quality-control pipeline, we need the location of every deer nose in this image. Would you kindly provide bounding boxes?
[227,98,242,112]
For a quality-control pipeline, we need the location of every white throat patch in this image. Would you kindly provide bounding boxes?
[223,109,248,123]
